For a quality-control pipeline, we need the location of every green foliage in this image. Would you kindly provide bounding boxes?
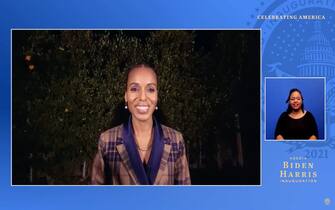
[13,30,250,184]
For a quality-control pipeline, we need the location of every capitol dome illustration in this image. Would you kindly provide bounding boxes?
[298,22,335,77]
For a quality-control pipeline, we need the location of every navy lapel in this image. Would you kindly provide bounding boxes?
[122,117,149,185]
[146,118,164,184]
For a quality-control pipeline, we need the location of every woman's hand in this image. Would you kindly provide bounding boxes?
[309,135,317,140]
[276,134,284,140]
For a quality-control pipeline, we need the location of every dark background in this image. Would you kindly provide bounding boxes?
[12,30,260,185]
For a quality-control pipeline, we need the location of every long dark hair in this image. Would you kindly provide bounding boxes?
[286,88,304,113]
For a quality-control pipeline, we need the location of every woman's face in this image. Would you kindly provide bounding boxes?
[289,91,302,111]
[125,67,158,122]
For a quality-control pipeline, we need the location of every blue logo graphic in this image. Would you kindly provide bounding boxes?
[250,1,335,151]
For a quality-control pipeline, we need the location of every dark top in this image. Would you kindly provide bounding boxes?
[274,111,318,140]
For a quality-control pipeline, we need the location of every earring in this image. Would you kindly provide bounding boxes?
[155,106,158,110]
[125,102,128,109]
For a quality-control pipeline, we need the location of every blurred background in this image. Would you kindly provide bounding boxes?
[12,30,260,185]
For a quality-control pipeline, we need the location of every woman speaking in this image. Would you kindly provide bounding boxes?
[275,88,318,140]
[91,64,191,185]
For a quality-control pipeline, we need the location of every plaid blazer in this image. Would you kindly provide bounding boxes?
[91,124,191,185]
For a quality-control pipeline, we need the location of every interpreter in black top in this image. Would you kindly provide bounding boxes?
[275,88,318,140]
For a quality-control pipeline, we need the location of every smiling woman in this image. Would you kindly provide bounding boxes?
[275,88,318,140]
[91,64,191,185]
